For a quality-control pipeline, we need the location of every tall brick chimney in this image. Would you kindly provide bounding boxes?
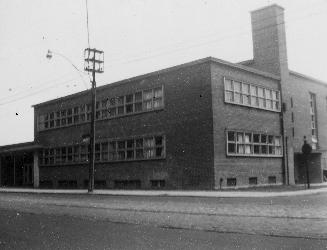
[251,4,288,76]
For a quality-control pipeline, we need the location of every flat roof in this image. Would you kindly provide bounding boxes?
[290,70,327,87]
[0,141,42,154]
[32,56,280,108]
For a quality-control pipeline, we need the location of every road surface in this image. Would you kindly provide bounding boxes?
[0,192,326,249]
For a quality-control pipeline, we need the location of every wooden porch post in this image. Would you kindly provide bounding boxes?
[33,151,39,188]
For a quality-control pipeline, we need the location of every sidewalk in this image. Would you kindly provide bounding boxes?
[1,184,327,198]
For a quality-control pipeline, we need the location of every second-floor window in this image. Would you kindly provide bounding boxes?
[310,93,318,149]
[37,85,164,131]
[224,78,280,112]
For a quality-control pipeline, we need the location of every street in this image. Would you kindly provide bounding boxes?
[0,192,327,249]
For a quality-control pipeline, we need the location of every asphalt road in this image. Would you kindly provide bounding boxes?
[0,192,327,249]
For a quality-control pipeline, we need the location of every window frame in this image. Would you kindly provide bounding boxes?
[226,130,283,157]
[224,77,281,112]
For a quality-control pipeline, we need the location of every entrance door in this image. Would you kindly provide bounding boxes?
[23,164,33,186]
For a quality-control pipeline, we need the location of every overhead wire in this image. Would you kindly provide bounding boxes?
[105,9,326,68]
[1,4,326,106]
[0,78,79,106]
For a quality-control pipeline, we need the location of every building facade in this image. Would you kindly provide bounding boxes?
[1,4,326,189]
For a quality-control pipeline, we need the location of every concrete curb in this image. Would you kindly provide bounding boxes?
[1,187,327,198]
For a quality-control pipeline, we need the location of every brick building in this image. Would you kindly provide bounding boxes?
[0,4,326,189]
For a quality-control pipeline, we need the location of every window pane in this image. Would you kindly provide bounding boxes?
[153,99,163,108]
[144,138,154,147]
[251,97,258,107]
[234,81,241,92]
[237,133,243,143]
[224,79,233,91]
[117,106,124,114]
[244,145,251,154]
[136,139,143,147]
[127,140,134,148]
[227,132,235,142]
[118,141,125,149]
[135,92,142,102]
[143,100,152,110]
[253,134,260,143]
[234,93,241,103]
[127,150,134,159]
[117,96,124,105]
[228,143,235,153]
[225,91,233,102]
[244,133,251,143]
[143,90,153,100]
[135,102,142,112]
[242,83,250,94]
[155,136,163,146]
[109,98,116,106]
[237,144,244,154]
[144,149,155,158]
[261,145,268,154]
[242,95,250,105]
[154,87,163,98]
[126,104,133,113]
[254,145,260,154]
[126,94,133,103]
[261,135,267,143]
[156,147,163,157]
[258,87,264,98]
[251,86,257,96]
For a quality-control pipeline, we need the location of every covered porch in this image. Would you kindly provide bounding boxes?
[294,151,325,184]
[0,142,41,188]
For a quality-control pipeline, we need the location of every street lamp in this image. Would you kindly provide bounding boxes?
[84,48,104,193]
[46,50,89,89]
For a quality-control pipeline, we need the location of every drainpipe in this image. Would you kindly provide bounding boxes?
[280,83,288,185]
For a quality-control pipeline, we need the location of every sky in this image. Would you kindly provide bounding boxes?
[0,0,327,146]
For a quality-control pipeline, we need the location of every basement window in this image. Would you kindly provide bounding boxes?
[268,176,277,184]
[249,177,258,185]
[227,178,237,187]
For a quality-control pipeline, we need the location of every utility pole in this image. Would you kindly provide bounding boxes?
[84,48,104,193]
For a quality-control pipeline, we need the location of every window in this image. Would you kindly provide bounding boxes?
[101,142,108,161]
[73,107,79,123]
[40,136,165,165]
[37,86,164,131]
[249,177,258,185]
[310,93,318,149]
[268,176,276,184]
[224,78,280,112]
[151,180,165,188]
[227,131,282,157]
[227,178,237,187]
[49,112,55,128]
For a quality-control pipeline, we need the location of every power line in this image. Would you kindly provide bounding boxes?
[1,5,326,106]
[0,78,79,106]
[106,9,326,67]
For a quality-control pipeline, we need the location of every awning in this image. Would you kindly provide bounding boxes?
[0,142,42,154]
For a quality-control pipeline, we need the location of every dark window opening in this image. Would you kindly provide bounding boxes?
[249,177,258,185]
[114,180,141,189]
[151,180,165,188]
[227,178,237,187]
[268,176,276,184]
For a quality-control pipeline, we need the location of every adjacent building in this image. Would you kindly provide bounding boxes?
[1,4,326,189]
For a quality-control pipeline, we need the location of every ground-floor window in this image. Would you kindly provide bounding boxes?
[39,134,165,166]
[227,131,282,157]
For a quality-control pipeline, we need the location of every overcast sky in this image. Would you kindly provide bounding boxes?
[0,0,327,146]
